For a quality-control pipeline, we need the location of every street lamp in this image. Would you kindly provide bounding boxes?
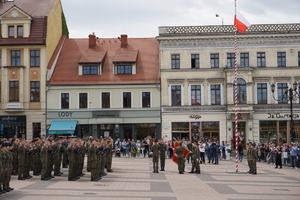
[271,81,299,143]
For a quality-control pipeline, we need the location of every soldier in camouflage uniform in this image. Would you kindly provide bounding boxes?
[106,138,114,173]
[159,139,167,171]
[40,141,50,180]
[176,141,185,174]
[189,142,201,174]
[151,138,161,173]
[11,139,19,175]
[1,142,14,193]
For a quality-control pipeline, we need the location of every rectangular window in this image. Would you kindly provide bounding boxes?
[9,81,19,102]
[171,85,181,106]
[61,93,69,109]
[17,26,23,37]
[123,92,131,108]
[227,53,235,68]
[102,92,110,108]
[83,65,98,75]
[257,52,266,67]
[210,85,221,105]
[298,51,300,67]
[257,83,267,104]
[30,81,40,102]
[277,52,286,67]
[142,92,150,108]
[79,93,87,108]
[8,26,14,37]
[171,54,180,69]
[191,54,200,69]
[277,83,288,104]
[240,53,249,67]
[191,85,201,105]
[117,65,132,74]
[210,53,219,68]
[30,50,40,67]
[11,50,21,66]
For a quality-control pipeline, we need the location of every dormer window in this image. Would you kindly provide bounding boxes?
[8,26,14,37]
[17,26,23,37]
[82,65,99,75]
[7,25,23,38]
[116,64,132,74]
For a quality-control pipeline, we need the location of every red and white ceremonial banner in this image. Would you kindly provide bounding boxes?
[234,9,251,33]
[172,141,189,164]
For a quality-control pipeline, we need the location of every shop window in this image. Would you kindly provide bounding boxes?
[61,93,69,109]
[191,54,200,69]
[9,81,19,102]
[257,52,266,67]
[171,54,180,69]
[30,81,40,102]
[32,123,41,138]
[135,124,156,140]
[227,53,235,68]
[101,92,110,108]
[191,85,201,105]
[79,93,87,108]
[172,122,189,140]
[142,92,150,108]
[171,85,181,106]
[123,92,131,108]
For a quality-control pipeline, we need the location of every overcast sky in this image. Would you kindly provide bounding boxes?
[61,0,300,38]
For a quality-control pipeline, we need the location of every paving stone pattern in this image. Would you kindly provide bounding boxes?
[2,156,300,200]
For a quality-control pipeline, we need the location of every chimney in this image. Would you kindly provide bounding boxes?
[120,34,128,48]
[89,33,96,48]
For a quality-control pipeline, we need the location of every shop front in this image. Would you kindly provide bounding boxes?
[0,115,26,139]
[254,112,300,144]
[47,110,161,140]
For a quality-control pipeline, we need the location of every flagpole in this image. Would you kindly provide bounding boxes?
[234,0,239,173]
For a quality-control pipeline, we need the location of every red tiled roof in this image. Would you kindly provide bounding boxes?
[48,36,159,85]
[79,49,106,64]
[113,50,138,63]
[0,0,56,17]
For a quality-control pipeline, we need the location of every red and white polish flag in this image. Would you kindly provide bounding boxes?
[234,10,251,33]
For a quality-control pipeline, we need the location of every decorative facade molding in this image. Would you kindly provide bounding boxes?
[162,106,226,113]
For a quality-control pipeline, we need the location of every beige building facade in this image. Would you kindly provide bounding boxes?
[158,24,300,145]
[0,0,65,140]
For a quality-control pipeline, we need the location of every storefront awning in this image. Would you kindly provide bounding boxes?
[48,121,77,135]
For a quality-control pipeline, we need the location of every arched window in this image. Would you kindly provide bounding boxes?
[233,78,247,104]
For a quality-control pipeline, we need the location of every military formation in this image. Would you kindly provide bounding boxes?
[0,136,115,195]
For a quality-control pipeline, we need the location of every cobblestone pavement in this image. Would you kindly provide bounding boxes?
[2,156,300,200]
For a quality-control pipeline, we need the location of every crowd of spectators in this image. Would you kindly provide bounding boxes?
[114,137,300,170]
